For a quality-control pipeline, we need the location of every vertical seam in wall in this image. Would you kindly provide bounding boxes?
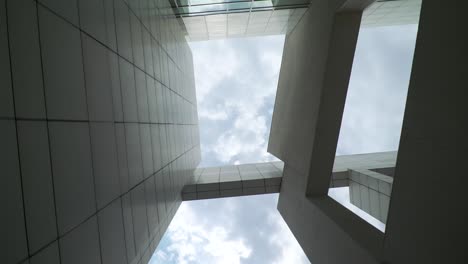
[152,171,161,235]
[112,0,130,199]
[255,163,267,193]
[108,0,119,54]
[118,197,130,264]
[76,0,105,262]
[171,164,176,206]
[143,73,154,176]
[236,164,244,193]
[141,175,152,260]
[33,0,63,262]
[165,167,170,217]
[114,1,133,201]
[128,188,140,263]
[4,0,32,259]
[104,0,125,210]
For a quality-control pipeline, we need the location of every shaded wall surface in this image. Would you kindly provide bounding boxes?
[1,0,200,263]
[272,0,466,263]
[382,0,467,262]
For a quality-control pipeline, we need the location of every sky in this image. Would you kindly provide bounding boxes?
[190,35,285,167]
[152,23,419,264]
[151,194,309,264]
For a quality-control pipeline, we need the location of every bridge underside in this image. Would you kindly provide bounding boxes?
[182,151,396,201]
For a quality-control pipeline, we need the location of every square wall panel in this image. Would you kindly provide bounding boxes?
[140,124,155,177]
[89,122,121,209]
[97,199,128,264]
[125,123,144,187]
[151,124,163,172]
[1,120,28,263]
[145,176,160,236]
[114,0,133,62]
[38,0,79,26]
[143,30,154,76]
[78,0,107,44]
[152,40,162,81]
[0,0,14,118]
[131,184,150,258]
[130,13,145,70]
[155,171,167,224]
[7,0,46,119]
[119,58,139,122]
[59,216,101,264]
[103,0,117,50]
[48,122,96,235]
[82,34,115,122]
[30,241,60,264]
[109,52,124,122]
[17,121,57,254]
[121,193,137,264]
[147,78,158,123]
[39,7,87,120]
[115,123,130,193]
[135,69,150,122]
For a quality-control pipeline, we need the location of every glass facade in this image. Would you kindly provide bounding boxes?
[182,8,307,40]
[167,0,310,40]
[177,0,422,41]
[171,0,310,16]
[362,0,422,27]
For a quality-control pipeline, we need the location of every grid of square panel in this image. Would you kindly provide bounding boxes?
[179,0,421,41]
[182,8,307,41]
[180,152,391,201]
[348,169,393,223]
[1,0,200,264]
[361,0,422,27]
[332,151,397,173]
[173,0,310,16]
[182,161,284,200]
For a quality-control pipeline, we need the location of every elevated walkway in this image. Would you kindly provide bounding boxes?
[182,151,396,201]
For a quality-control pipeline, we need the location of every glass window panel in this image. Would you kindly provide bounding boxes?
[251,0,274,9]
[178,0,252,7]
[275,0,310,6]
[177,5,228,14]
[178,0,191,6]
[226,2,252,10]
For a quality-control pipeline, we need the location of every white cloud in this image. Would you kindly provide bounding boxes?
[212,114,269,163]
[154,202,252,264]
[190,36,285,166]
[192,40,241,103]
[198,108,229,121]
[153,195,311,264]
[336,25,418,155]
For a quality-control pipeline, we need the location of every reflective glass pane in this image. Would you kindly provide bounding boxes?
[178,0,252,7]
[251,1,275,9]
[226,2,252,10]
[275,0,310,7]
